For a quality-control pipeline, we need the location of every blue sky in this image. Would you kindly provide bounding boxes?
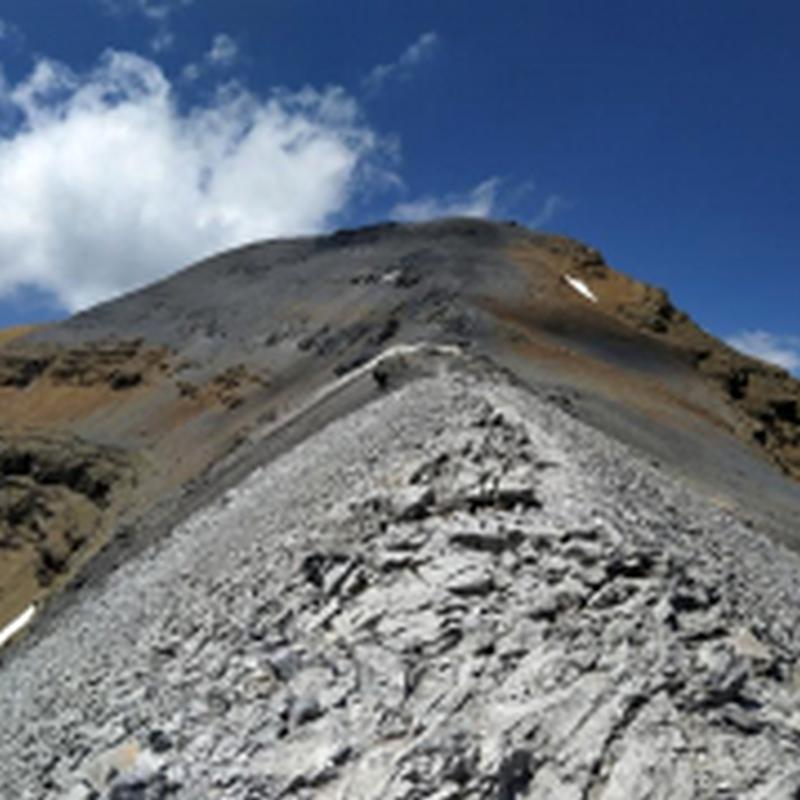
[0,1,797,371]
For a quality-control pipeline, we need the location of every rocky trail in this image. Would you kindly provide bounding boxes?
[3,355,800,798]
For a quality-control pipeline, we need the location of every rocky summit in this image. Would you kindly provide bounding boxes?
[1,219,800,798]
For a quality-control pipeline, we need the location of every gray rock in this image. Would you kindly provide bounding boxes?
[2,367,800,798]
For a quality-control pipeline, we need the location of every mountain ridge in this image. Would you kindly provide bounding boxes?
[1,217,799,643]
[3,219,800,797]
[3,349,800,797]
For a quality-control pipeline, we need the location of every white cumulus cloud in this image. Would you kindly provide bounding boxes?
[0,51,392,311]
[391,177,500,222]
[364,31,439,94]
[727,330,800,373]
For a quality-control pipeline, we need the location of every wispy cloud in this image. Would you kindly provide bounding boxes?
[0,17,24,49]
[149,28,175,53]
[181,33,241,82]
[100,0,195,52]
[391,177,500,222]
[208,33,239,68]
[364,31,439,94]
[530,194,569,229]
[391,178,568,228]
[0,51,395,311]
[101,0,194,21]
[726,330,800,373]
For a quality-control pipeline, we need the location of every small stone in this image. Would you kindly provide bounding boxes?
[730,628,772,665]
[293,695,323,726]
[449,531,512,555]
[147,730,173,754]
[269,649,302,682]
[496,749,533,800]
[607,549,657,579]
[695,644,749,708]
[83,740,142,791]
[62,783,96,800]
[722,707,764,735]
[377,551,427,572]
[242,669,278,700]
[447,566,496,597]
[394,485,436,521]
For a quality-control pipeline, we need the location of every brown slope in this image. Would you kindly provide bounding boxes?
[498,234,800,481]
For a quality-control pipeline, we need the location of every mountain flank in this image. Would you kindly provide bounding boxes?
[0,218,799,642]
[2,219,800,797]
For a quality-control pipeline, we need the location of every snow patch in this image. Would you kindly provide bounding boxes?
[0,604,36,649]
[564,274,598,303]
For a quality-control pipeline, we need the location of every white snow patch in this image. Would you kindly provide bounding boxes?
[563,274,598,303]
[0,604,36,649]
